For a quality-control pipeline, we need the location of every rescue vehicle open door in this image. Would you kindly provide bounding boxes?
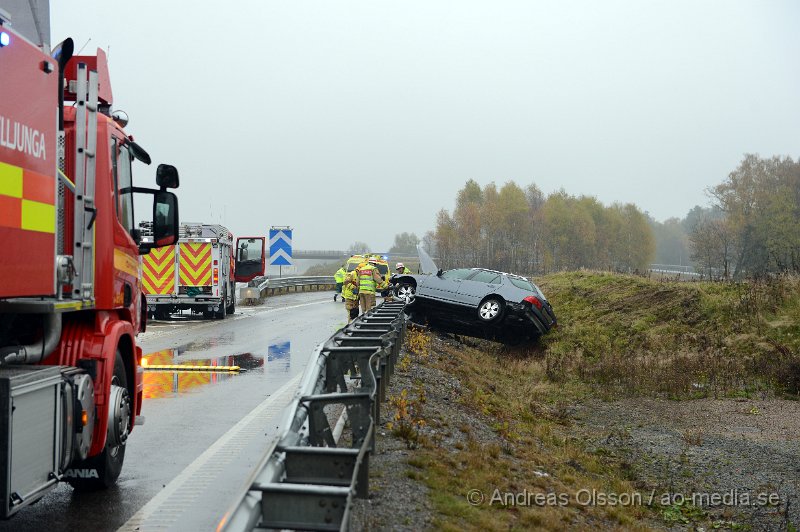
[234,237,266,282]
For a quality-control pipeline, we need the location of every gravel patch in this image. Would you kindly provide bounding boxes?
[576,397,800,530]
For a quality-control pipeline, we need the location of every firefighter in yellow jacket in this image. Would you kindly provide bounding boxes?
[333,265,346,302]
[355,257,384,313]
[342,270,360,321]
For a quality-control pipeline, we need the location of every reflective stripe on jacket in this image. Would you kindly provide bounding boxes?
[357,265,378,294]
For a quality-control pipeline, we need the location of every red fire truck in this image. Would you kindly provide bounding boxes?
[0,11,179,517]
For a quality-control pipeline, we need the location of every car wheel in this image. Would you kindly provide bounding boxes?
[477,297,504,322]
[394,283,416,304]
[67,350,129,491]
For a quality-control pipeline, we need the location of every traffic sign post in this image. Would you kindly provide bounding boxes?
[269,227,293,277]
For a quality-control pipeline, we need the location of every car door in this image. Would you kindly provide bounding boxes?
[456,270,501,307]
[418,268,474,303]
[234,237,266,282]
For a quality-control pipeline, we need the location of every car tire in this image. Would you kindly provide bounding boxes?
[67,350,129,491]
[477,297,504,323]
[394,282,416,304]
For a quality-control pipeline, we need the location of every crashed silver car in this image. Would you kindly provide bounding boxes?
[391,247,557,343]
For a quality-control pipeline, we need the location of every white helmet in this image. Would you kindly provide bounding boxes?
[395,262,404,270]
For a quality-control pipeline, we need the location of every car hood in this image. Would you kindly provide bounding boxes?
[417,244,439,275]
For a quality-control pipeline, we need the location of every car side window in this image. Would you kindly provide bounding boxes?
[441,268,474,280]
[469,270,501,284]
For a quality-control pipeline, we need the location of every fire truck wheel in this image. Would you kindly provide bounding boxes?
[67,351,128,492]
[215,289,228,319]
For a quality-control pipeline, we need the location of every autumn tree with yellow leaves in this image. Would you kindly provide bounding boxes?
[433,180,655,274]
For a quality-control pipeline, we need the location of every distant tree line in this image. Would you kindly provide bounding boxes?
[687,154,800,278]
[431,180,655,274]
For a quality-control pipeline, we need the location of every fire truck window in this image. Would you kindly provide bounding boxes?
[238,239,263,261]
[115,143,135,233]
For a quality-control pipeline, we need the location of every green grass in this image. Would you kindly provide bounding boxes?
[394,271,800,531]
[536,271,800,398]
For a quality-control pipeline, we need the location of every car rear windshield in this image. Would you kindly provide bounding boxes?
[509,277,535,291]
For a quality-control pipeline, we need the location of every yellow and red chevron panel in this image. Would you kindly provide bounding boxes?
[179,242,212,286]
[142,245,176,295]
[0,161,57,298]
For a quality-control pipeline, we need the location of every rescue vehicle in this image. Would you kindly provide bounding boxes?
[0,6,180,517]
[140,223,265,319]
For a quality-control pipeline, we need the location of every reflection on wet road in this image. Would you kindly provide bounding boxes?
[141,350,262,399]
[141,341,292,399]
[267,341,291,372]
[4,292,345,532]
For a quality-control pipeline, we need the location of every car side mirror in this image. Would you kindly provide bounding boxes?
[437,269,443,277]
[153,191,179,246]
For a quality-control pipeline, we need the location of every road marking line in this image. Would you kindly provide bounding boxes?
[118,373,302,532]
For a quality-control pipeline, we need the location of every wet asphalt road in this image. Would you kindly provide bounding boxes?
[2,291,347,532]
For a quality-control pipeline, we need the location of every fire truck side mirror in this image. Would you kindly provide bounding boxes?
[153,191,179,246]
[128,140,152,165]
[156,164,179,189]
[139,191,179,254]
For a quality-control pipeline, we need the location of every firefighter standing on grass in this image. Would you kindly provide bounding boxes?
[356,257,384,313]
[333,265,346,302]
[342,269,360,321]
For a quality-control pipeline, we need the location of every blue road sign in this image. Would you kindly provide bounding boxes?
[269,228,293,266]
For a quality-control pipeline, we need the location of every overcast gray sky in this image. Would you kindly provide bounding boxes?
[50,1,799,251]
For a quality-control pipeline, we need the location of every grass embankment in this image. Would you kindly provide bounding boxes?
[392,272,800,530]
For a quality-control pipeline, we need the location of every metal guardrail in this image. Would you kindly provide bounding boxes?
[239,276,335,303]
[223,301,407,531]
[649,264,697,274]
